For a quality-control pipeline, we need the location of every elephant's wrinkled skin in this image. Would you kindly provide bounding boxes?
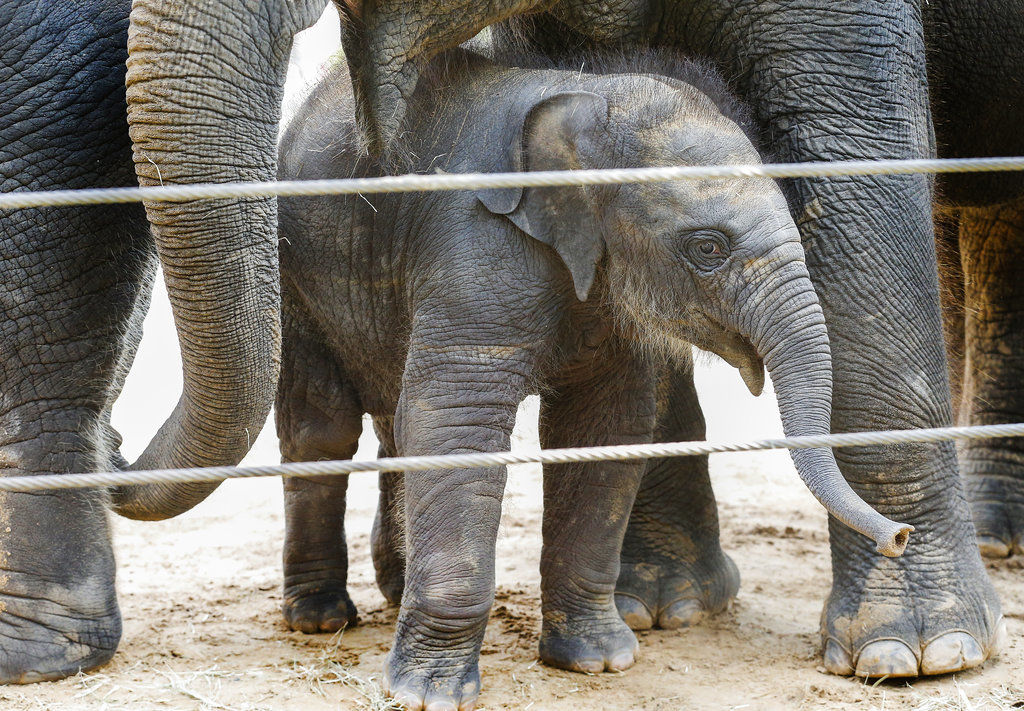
[0,2,146,681]
[927,2,1024,561]
[276,47,907,711]
[488,4,1005,679]
[0,0,303,682]
[0,0,1011,689]
[124,0,1003,681]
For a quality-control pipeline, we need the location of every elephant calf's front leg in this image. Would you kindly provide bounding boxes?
[385,350,530,711]
[538,354,656,674]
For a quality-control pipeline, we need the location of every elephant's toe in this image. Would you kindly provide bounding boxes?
[383,650,480,711]
[615,551,738,632]
[854,640,920,678]
[968,488,1024,558]
[539,616,638,674]
[614,593,654,631]
[920,631,987,675]
[822,638,854,676]
[659,598,709,630]
[283,590,357,634]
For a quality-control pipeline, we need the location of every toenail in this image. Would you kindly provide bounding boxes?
[660,599,705,630]
[608,650,635,671]
[822,638,854,676]
[921,631,986,675]
[854,639,920,678]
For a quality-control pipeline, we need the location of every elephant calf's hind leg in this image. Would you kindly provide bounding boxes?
[276,315,363,633]
[616,359,739,632]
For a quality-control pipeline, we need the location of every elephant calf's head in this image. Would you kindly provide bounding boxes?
[478,72,914,558]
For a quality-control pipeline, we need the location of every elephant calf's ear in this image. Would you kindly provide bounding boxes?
[477,91,610,301]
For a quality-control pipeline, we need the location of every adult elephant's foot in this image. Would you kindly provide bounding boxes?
[0,600,120,683]
[615,549,739,631]
[821,521,1004,678]
[0,579,120,683]
[0,484,122,683]
[971,498,1024,558]
[282,584,357,634]
[0,539,121,682]
[383,642,481,711]
[539,611,638,673]
[964,456,1024,558]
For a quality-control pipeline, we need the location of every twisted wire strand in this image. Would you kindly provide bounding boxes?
[2,156,1024,210]
[3,422,1024,494]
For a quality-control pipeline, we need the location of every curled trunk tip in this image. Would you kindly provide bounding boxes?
[869,521,914,558]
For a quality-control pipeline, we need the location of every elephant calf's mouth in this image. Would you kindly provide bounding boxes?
[683,316,765,397]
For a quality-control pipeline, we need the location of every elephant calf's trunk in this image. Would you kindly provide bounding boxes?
[755,285,913,557]
[792,449,913,557]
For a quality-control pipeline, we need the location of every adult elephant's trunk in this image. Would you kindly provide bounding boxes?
[111,0,326,520]
[745,255,913,557]
[339,0,548,153]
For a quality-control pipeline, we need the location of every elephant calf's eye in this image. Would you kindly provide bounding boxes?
[683,231,730,272]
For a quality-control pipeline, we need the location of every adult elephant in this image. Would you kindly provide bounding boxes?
[122,0,1001,681]
[926,1,1024,559]
[0,0,310,682]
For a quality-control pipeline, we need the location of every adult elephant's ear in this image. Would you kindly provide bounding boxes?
[478,91,610,301]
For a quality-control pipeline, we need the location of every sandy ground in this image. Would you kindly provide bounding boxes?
[4,9,1022,709]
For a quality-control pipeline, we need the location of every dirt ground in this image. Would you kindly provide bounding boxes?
[6,374,1023,710]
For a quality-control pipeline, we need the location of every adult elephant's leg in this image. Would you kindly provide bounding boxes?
[371,417,405,606]
[934,210,966,411]
[705,1,1002,677]
[538,346,654,673]
[386,342,531,711]
[616,354,739,631]
[0,1,155,682]
[275,307,362,633]
[0,206,154,683]
[958,200,1024,558]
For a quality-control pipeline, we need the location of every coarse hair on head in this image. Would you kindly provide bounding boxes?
[482,23,759,147]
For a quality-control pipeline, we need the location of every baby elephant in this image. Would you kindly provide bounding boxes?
[276,48,910,711]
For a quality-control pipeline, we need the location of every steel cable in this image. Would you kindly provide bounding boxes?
[3,422,1024,493]
[2,156,1024,210]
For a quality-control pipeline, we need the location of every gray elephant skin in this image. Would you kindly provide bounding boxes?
[0,0,301,683]
[926,2,1024,561]
[275,46,909,710]
[120,0,1007,682]
[0,0,1015,689]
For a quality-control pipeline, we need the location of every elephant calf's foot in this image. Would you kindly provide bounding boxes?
[539,611,639,673]
[282,588,357,634]
[968,491,1024,559]
[615,550,739,631]
[822,537,1004,677]
[383,648,481,711]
